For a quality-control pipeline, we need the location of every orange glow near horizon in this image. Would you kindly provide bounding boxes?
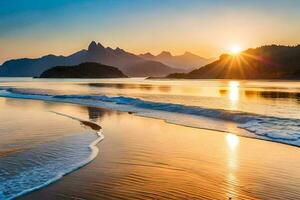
[229,45,242,55]
[1,0,300,65]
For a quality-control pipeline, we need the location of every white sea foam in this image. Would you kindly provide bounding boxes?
[0,132,104,200]
[0,87,300,147]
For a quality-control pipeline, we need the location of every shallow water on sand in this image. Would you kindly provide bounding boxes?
[0,99,103,199]
[15,100,300,200]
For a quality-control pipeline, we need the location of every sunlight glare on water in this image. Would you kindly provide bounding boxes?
[228,81,240,108]
[226,133,240,151]
[226,133,240,199]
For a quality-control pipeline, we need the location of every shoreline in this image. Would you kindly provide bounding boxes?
[3,129,105,200]
[0,98,107,200]
[18,101,300,200]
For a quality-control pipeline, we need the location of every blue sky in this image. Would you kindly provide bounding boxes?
[1,0,300,63]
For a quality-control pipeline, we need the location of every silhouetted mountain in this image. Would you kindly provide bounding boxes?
[156,51,173,59]
[122,60,183,77]
[85,41,143,69]
[0,52,85,77]
[139,52,155,60]
[0,41,182,77]
[167,45,300,79]
[140,51,212,71]
[39,62,127,78]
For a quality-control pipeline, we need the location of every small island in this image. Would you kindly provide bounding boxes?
[39,62,127,78]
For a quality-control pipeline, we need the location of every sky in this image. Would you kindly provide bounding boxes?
[1,0,300,64]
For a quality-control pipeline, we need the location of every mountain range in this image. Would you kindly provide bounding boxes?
[0,41,209,77]
[167,45,300,79]
[140,51,212,71]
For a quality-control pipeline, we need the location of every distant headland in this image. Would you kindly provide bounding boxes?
[166,45,300,79]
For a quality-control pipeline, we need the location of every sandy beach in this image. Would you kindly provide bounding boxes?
[6,99,297,200]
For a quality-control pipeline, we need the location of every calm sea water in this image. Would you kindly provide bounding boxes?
[1,78,300,118]
[1,78,300,146]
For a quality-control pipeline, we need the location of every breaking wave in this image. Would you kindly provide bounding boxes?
[0,87,300,147]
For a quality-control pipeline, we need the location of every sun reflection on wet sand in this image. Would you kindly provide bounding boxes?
[226,133,240,199]
[226,133,240,151]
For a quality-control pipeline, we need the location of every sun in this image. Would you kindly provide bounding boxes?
[229,45,242,55]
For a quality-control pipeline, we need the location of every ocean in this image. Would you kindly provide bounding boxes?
[1,78,300,146]
[0,78,300,199]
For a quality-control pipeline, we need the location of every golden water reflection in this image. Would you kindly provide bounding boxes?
[226,133,240,151]
[3,79,300,119]
[228,81,240,109]
[226,133,240,199]
[226,133,239,171]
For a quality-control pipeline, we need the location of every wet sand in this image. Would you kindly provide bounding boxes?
[14,101,300,200]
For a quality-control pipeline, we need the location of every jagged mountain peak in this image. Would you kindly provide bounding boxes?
[180,51,205,59]
[88,41,105,52]
[141,52,154,56]
[88,41,98,51]
[157,51,172,58]
[115,47,125,53]
[183,51,194,56]
[139,52,155,59]
[97,42,105,48]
